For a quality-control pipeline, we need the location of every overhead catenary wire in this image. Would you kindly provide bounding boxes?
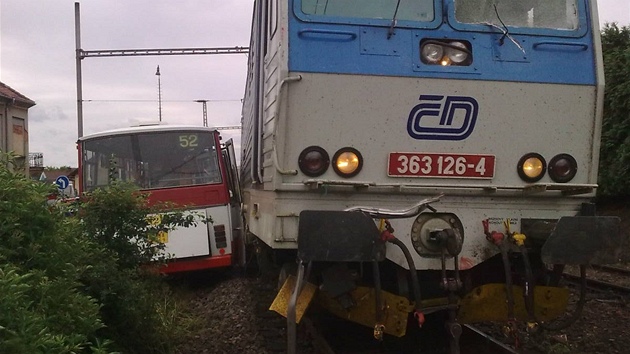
[82,99,241,103]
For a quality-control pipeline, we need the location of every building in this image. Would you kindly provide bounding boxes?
[0,81,36,172]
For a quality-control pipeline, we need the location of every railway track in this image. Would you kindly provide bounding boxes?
[590,264,630,277]
[460,325,520,354]
[563,264,630,295]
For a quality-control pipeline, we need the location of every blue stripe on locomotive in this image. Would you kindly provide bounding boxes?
[288,0,596,85]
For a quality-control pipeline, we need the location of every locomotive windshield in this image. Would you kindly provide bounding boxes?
[301,0,434,22]
[455,0,579,30]
[81,131,222,191]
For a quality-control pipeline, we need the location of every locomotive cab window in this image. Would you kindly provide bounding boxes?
[301,0,435,22]
[455,0,579,30]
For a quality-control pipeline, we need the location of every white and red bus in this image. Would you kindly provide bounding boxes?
[77,124,242,273]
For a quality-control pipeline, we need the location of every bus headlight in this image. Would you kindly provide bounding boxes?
[421,43,444,64]
[298,146,330,177]
[517,153,546,182]
[332,147,363,178]
[548,154,577,183]
[446,41,469,64]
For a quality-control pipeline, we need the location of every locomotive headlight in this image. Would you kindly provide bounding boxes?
[446,41,469,64]
[421,39,472,66]
[421,43,444,64]
[548,154,577,183]
[332,147,363,178]
[517,153,546,182]
[298,146,330,177]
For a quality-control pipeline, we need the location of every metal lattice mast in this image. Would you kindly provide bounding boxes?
[195,100,208,127]
[156,65,162,122]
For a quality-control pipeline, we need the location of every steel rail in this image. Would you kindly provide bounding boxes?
[590,264,630,276]
[563,272,630,294]
[461,324,520,354]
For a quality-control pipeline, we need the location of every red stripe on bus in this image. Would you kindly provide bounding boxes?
[158,254,232,274]
[146,184,230,208]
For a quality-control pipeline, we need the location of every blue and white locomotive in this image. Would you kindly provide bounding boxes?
[240,0,620,351]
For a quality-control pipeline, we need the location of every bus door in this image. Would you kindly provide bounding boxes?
[221,139,245,266]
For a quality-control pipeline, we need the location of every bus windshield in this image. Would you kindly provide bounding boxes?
[82,131,222,191]
[301,0,435,22]
[454,0,579,30]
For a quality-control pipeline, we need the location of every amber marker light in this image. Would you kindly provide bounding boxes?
[332,147,363,178]
[517,153,546,182]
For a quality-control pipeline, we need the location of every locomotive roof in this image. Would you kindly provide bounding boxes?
[77,124,219,141]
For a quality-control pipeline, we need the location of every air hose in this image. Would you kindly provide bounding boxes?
[518,244,536,323]
[382,229,425,327]
[519,247,587,331]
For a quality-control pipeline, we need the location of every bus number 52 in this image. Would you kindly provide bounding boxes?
[179,134,199,148]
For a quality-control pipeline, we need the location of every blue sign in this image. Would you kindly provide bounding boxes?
[55,175,70,190]
[407,95,479,141]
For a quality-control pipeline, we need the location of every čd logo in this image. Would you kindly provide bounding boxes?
[407,95,479,141]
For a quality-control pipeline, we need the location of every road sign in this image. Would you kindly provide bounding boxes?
[55,175,70,190]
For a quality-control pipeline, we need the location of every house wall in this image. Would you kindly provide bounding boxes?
[1,99,30,173]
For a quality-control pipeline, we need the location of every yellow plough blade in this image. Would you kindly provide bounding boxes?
[269,275,318,324]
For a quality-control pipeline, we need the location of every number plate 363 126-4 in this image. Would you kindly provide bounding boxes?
[388,152,495,179]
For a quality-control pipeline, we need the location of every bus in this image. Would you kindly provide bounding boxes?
[241,0,621,351]
[78,124,243,274]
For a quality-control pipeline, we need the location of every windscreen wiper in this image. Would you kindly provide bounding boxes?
[483,4,526,54]
[387,0,402,39]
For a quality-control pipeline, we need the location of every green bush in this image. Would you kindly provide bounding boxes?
[598,23,630,198]
[0,153,205,353]
[76,182,206,353]
[78,182,202,270]
[0,153,109,353]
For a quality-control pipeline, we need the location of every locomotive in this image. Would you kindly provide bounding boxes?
[240,0,622,352]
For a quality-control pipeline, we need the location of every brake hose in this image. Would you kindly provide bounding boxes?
[381,229,425,327]
[519,249,588,331]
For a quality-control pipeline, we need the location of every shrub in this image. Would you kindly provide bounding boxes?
[598,24,630,197]
[0,153,205,353]
[0,152,110,353]
[75,182,207,353]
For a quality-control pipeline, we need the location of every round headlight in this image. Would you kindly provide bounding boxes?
[332,147,363,178]
[421,43,444,64]
[446,41,469,64]
[548,154,577,183]
[517,153,546,182]
[298,146,330,177]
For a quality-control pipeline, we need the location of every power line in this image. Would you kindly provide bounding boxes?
[83,99,241,103]
[215,126,241,130]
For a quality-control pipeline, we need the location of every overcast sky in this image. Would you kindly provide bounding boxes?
[0,0,629,168]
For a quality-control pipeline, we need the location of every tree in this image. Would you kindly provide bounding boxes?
[598,23,630,197]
